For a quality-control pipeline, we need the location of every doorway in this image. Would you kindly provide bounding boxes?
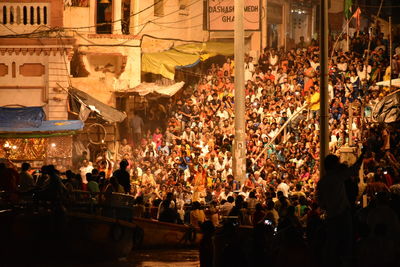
[267,24,279,49]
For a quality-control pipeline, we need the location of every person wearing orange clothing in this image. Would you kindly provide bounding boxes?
[303,76,315,96]
[222,57,233,77]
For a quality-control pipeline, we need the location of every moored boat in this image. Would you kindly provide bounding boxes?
[132,217,202,249]
[0,207,136,262]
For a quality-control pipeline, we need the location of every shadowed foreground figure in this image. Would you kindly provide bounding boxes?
[317,149,365,267]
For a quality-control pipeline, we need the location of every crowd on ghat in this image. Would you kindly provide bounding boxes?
[1,28,400,266]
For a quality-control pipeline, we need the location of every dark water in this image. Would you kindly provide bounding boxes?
[108,249,199,267]
[43,249,200,267]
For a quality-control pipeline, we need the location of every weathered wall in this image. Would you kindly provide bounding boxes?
[0,0,64,35]
[0,38,74,120]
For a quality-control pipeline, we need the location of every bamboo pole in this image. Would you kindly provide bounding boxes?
[254,103,308,163]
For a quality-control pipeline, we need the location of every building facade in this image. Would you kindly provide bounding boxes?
[0,0,73,120]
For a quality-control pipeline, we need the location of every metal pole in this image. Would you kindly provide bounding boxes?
[319,0,329,176]
[389,16,392,91]
[233,0,246,184]
[348,102,353,146]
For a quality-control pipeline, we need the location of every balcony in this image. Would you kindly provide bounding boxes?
[0,2,51,35]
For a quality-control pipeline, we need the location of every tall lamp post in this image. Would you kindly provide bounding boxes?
[319,0,329,176]
[233,0,246,184]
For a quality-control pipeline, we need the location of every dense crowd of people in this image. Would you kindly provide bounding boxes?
[1,28,400,266]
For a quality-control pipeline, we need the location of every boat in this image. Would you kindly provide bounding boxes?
[0,190,202,262]
[132,217,202,249]
[0,207,136,262]
[69,190,202,249]
[0,190,137,262]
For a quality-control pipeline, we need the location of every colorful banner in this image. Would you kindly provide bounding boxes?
[208,0,261,31]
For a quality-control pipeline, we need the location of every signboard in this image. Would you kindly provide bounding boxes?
[208,0,261,31]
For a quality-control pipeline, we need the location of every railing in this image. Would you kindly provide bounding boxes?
[0,2,50,35]
[254,103,309,162]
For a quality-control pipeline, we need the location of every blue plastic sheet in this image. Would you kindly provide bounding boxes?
[0,120,84,133]
[0,107,45,128]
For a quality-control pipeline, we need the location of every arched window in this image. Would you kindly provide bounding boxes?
[9,7,14,24]
[30,6,34,24]
[37,7,40,24]
[43,6,47,24]
[23,6,27,25]
[3,6,7,24]
[12,62,16,78]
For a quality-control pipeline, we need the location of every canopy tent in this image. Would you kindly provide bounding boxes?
[376,79,400,88]
[69,87,127,123]
[0,107,83,138]
[142,42,234,80]
[115,81,185,97]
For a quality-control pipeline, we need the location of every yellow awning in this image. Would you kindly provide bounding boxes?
[141,42,234,80]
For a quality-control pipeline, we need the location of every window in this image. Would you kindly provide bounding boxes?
[122,0,131,34]
[43,6,47,24]
[23,6,27,25]
[96,0,113,34]
[37,7,41,24]
[10,7,14,24]
[154,0,164,17]
[12,62,16,78]
[30,6,34,25]
[3,6,7,24]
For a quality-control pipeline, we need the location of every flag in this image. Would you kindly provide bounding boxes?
[344,0,353,20]
[352,8,361,32]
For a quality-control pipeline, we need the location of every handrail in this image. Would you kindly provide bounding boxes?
[254,103,308,162]
[69,190,135,207]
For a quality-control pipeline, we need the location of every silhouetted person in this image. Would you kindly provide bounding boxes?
[158,199,177,223]
[113,160,130,194]
[34,165,67,202]
[19,162,35,192]
[157,192,176,220]
[317,149,365,267]
[0,162,19,201]
[199,221,215,267]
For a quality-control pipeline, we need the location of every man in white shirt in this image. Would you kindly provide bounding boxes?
[244,56,255,82]
[221,164,232,182]
[79,159,93,184]
[181,127,196,143]
[310,55,320,71]
[277,178,290,198]
[275,68,287,85]
[218,187,233,202]
[269,49,279,67]
[215,156,226,173]
[219,195,234,217]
